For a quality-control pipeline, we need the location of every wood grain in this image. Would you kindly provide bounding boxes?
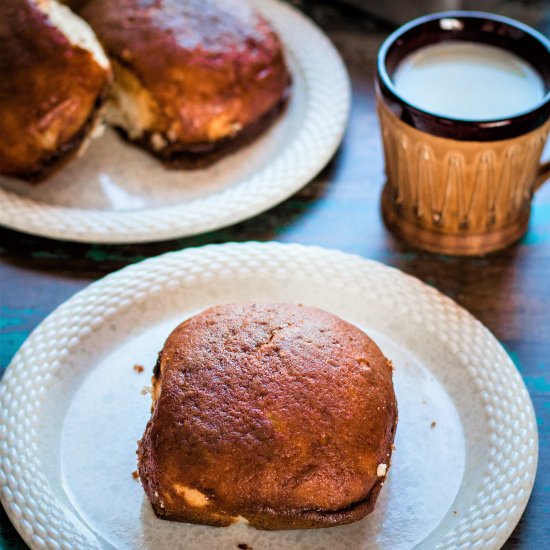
[1,1,549,547]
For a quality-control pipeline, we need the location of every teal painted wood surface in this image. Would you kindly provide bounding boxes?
[1,1,549,548]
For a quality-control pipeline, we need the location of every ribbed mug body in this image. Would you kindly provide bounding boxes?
[378,100,550,255]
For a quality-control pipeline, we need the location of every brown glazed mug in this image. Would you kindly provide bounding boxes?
[376,11,550,255]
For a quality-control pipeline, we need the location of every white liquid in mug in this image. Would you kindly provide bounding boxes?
[392,41,546,120]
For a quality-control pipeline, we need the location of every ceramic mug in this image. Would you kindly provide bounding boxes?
[376,11,550,255]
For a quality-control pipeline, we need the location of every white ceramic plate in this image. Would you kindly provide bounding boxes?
[0,1,349,243]
[0,242,537,550]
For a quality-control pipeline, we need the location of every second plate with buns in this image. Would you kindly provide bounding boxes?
[0,0,350,243]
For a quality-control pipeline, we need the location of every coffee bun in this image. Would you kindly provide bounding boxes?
[80,0,290,166]
[138,303,397,530]
[0,0,111,181]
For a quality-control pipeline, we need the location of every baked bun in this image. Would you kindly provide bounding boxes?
[80,0,291,165]
[0,0,111,181]
[138,303,397,530]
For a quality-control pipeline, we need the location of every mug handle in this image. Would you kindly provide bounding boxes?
[535,160,550,191]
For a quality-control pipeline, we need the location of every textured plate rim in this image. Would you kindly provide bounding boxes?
[0,242,538,549]
[0,0,350,243]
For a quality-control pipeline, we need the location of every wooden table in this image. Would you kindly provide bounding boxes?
[1,2,549,547]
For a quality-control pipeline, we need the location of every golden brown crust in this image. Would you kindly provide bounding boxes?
[80,0,291,157]
[138,303,397,530]
[0,0,111,181]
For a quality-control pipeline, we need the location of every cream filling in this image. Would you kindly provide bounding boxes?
[34,0,110,70]
[105,61,162,141]
[232,515,249,524]
[173,484,210,508]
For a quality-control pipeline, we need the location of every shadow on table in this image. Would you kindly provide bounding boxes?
[376,225,528,338]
